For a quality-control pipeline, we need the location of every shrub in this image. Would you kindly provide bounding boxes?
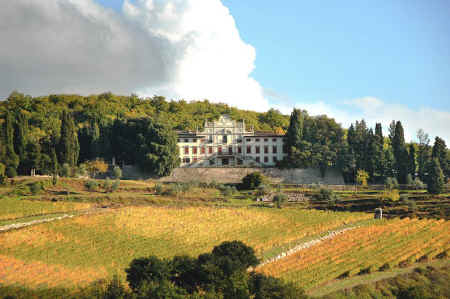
[381,189,400,202]
[406,174,414,185]
[379,262,391,271]
[111,180,120,192]
[103,178,112,192]
[86,159,109,178]
[113,166,122,179]
[154,183,163,195]
[6,166,17,178]
[356,169,369,186]
[85,180,99,192]
[413,177,426,190]
[241,172,266,190]
[0,163,6,184]
[313,187,340,203]
[358,265,375,275]
[221,185,236,197]
[255,185,271,198]
[385,177,399,190]
[61,163,71,177]
[29,181,43,195]
[273,193,287,208]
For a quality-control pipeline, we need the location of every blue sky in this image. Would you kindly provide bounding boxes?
[99,0,450,111]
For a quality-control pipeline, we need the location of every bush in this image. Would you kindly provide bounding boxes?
[406,174,414,185]
[111,180,120,192]
[113,166,122,179]
[61,163,71,177]
[220,185,236,197]
[6,166,17,178]
[29,181,43,195]
[313,187,340,203]
[379,262,391,271]
[241,172,266,190]
[385,177,399,190]
[381,189,400,202]
[273,193,287,208]
[254,185,271,198]
[85,180,98,192]
[358,265,375,275]
[0,163,6,185]
[413,177,426,190]
[154,183,163,195]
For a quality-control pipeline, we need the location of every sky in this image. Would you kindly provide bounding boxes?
[1,0,449,143]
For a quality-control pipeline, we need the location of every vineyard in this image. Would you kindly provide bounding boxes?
[0,197,92,222]
[0,206,370,289]
[257,217,450,291]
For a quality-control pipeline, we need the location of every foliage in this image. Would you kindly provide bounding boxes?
[425,158,444,194]
[381,189,400,202]
[273,193,287,209]
[61,163,71,177]
[313,187,340,203]
[58,111,79,167]
[355,169,369,186]
[112,166,122,179]
[432,136,448,180]
[413,177,426,190]
[5,166,17,178]
[29,181,43,195]
[254,185,271,198]
[241,172,266,190]
[0,163,6,184]
[85,159,108,178]
[111,180,120,192]
[85,180,99,192]
[154,183,163,195]
[384,177,398,190]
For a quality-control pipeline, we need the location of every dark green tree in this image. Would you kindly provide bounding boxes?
[425,158,444,194]
[23,142,41,175]
[3,111,19,173]
[285,109,304,155]
[417,129,431,181]
[408,144,417,179]
[391,121,409,184]
[432,136,448,180]
[14,112,29,174]
[58,111,79,166]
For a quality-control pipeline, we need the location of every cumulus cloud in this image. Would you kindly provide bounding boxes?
[0,0,269,110]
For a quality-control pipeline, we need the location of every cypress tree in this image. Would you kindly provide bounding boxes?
[392,121,409,184]
[14,112,29,174]
[408,144,417,179]
[374,123,385,182]
[286,109,304,153]
[23,142,41,175]
[3,111,19,172]
[425,158,444,194]
[432,136,448,180]
[58,111,79,166]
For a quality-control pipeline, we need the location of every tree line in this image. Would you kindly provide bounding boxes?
[283,109,448,193]
[0,91,448,190]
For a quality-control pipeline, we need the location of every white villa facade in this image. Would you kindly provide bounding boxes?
[177,115,287,167]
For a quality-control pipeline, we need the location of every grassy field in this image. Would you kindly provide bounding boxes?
[0,206,370,289]
[257,217,450,291]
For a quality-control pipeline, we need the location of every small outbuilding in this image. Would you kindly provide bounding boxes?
[374,208,383,219]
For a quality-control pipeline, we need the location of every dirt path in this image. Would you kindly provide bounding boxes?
[0,208,112,233]
[255,226,358,269]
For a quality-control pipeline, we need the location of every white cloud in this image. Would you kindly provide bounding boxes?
[0,0,269,111]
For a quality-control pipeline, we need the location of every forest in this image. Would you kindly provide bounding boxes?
[0,91,448,191]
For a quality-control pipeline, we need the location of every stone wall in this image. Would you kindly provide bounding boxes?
[157,167,344,184]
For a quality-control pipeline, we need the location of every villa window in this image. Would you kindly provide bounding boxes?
[255,138,260,142]
[256,146,260,154]
[201,147,205,154]
[264,138,268,142]
[247,146,251,154]
[223,135,228,143]
[246,138,251,142]
[264,156,268,163]
[218,146,222,154]
[273,146,277,153]
[184,138,189,142]
[264,146,268,154]
[256,157,260,162]
[228,146,233,154]
[184,147,189,155]
[209,147,213,154]
[193,147,197,154]
[273,156,278,163]
[238,146,242,154]
[272,138,277,142]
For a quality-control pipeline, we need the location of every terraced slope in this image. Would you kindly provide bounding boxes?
[0,206,370,289]
[257,217,450,290]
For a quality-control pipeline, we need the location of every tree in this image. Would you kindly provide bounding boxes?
[391,121,409,184]
[356,169,369,187]
[417,129,431,181]
[14,112,29,174]
[58,111,79,166]
[125,256,171,291]
[241,172,265,190]
[211,240,259,272]
[432,136,448,180]
[85,159,108,178]
[425,158,444,194]
[3,111,19,172]
[22,142,41,175]
[249,273,307,299]
[408,144,417,179]
[113,165,122,179]
[285,109,304,153]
